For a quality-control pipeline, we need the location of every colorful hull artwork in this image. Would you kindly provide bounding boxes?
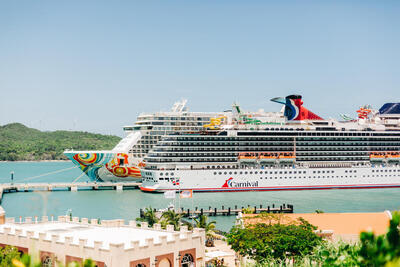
[64,152,142,182]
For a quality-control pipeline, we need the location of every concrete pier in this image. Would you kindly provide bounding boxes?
[0,182,142,202]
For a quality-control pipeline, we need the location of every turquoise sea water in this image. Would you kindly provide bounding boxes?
[1,162,400,231]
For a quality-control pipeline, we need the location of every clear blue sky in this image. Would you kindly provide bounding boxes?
[1,1,399,136]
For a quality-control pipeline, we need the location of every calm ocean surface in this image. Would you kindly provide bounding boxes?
[1,161,400,231]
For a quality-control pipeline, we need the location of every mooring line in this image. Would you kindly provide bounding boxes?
[17,166,78,182]
[72,172,86,183]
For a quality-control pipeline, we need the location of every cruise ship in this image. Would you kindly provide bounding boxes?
[140,95,400,192]
[64,100,277,182]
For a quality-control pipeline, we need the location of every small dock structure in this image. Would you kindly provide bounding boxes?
[142,203,294,218]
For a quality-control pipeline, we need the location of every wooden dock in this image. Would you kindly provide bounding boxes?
[142,203,294,218]
[0,182,141,203]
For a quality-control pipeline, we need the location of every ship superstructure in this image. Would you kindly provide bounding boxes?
[140,95,400,192]
[64,100,278,182]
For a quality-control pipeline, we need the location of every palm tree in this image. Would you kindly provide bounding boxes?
[194,215,216,237]
[136,207,158,227]
[161,209,182,230]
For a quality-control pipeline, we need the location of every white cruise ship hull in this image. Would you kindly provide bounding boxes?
[140,165,400,192]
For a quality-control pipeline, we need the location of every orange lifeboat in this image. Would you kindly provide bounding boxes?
[386,152,400,162]
[238,152,257,163]
[278,152,296,163]
[259,153,278,163]
[370,152,386,162]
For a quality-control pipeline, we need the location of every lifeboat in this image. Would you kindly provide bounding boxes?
[259,153,278,163]
[386,152,400,162]
[278,152,296,163]
[238,153,257,163]
[369,152,386,162]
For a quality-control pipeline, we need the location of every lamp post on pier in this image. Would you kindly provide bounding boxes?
[10,171,14,185]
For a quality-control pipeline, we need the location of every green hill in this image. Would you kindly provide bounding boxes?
[0,123,121,161]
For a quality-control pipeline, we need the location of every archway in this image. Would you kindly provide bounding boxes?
[158,258,171,267]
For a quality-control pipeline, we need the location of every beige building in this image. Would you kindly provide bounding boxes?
[0,207,205,267]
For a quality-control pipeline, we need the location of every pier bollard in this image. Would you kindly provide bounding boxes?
[280,205,282,212]
[222,205,224,210]
[283,204,286,209]
[200,208,203,215]
[187,209,190,217]
[235,205,237,209]
[228,207,231,216]
[140,209,144,218]
[272,204,275,208]
[209,206,211,211]
[260,204,262,209]
[254,206,257,214]
[268,206,270,212]
[214,208,217,216]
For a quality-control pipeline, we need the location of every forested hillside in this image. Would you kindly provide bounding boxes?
[0,123,121,161]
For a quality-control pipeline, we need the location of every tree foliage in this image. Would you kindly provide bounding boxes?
[227,217,322,263]
[0,246,21,267]
[194,215,216,237]
[0,123,120,161]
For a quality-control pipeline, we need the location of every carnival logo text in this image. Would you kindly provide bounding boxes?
[222,177,259,188]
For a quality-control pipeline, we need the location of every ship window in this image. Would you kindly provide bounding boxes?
[224,172,227,175]
[159,178,164,180]
[160,173,163,176]
[240,172,243,174]
[255,171,258,174]
[234,172,237,174]
[229,172,232,175]
[213,172,216,175]
[245,172,248,174]
[218,172,222,175]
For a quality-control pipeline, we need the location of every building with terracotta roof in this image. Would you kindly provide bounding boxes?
[242,211,392,242]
